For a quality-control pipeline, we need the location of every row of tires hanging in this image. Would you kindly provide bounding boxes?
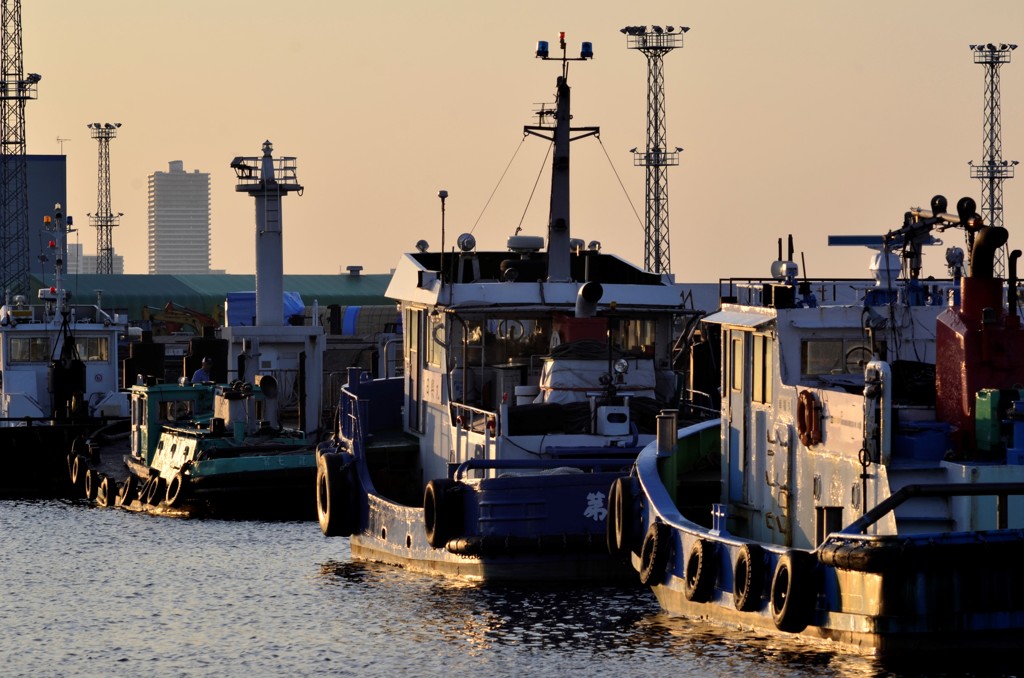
[606,476,817,634]
[66,449,189,510]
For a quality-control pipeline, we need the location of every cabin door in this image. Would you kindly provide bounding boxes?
[725,330,749,504]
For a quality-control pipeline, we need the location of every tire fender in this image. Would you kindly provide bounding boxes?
[606,476,636,557]
[733,543,765,611]
[684,538,717,602]
[638,521,671,586]
[317,452,357,537]
[424,478,462,549]
[770,550,817,633]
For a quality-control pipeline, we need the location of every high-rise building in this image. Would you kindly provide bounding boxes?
[66,241,124,275]
[147,160,211,274]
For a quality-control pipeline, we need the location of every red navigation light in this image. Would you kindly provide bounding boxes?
[48,240,55,248]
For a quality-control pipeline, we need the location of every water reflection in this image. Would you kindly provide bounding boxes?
[318,559,1021,678]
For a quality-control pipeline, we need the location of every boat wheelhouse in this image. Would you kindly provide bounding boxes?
[0,204,128,496]
[615,195,1024,653]
[315,36,700,581]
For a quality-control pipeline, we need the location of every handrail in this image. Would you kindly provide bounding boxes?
[454,457,632,481]
[840,482,1024,535]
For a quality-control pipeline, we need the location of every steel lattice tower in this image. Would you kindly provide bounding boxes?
[623,24,687,274]
[969,43,1018,277]
[87,122,121,274]
[0,0,39,297]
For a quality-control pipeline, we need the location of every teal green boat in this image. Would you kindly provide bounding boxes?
[117,377,317,519]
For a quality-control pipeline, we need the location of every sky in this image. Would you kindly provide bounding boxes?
[20,0,1024,282]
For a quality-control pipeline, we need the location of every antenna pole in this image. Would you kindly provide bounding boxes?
[439,189,448,283]
[969,42,1018,276]
[623,24,688,274]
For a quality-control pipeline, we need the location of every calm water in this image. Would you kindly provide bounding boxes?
[0,499,1016,678]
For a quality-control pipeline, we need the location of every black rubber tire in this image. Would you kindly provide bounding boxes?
[70,454,88,488]
[117,475,138,507]
[145,475,166,506]
[423,478,462,549]
[734,543,765,612]
[770,550,817,633]
[96,475,117,508]
[165,471,188,508]
[84,468,100,501]
[683,538,717,602]
[606,476,635,557]
[317,452,356,537]
[638,521,671,586]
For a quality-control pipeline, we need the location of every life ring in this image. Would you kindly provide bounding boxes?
[733,543,765,611]
[84,468,100,501]
[317,452,357,537]
[165,471,188,508]
[638,521,671,586]
[796,390,822,447]
[606,476,635,557]
[770,550,817,633]
[117,475,138,507]
[97,475,117,508]
[424,478,463,549]
[684,538,717,602]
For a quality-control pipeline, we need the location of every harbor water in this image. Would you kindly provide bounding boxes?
[0,499,1016,677]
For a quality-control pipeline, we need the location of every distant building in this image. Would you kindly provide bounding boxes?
[148,160,211,274]
[67,242,124,275]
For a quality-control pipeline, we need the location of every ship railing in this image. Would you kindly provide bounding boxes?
[719,277,957,307]
[450,401,498,466]
[336,371,403,456]
[839,482,1024,536]
[452,457,632,482]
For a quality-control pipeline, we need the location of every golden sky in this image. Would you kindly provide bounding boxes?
[22,0,1024,281]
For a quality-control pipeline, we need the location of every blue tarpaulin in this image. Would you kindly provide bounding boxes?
[225,291,306,326]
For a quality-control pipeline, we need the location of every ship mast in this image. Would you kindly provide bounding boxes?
[525,32,597,282]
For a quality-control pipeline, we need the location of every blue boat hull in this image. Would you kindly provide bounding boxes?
[323,448,635,583]
[623,421,1024,655]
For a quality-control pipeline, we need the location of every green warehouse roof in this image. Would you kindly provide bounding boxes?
[33,272,394,322]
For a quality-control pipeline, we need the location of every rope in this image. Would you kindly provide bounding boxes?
[515,141,553,236]
[471,136,527,234]
[596,136,644,232]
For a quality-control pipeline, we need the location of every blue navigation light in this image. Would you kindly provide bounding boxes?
[536,40,549,58]
[581,41,593,59]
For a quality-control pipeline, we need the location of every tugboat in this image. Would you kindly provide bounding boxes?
[0,204,128,496]
[89,142,325,519]
[110,374,317,518]
[614,195,1024,653]
[314,34,700,582]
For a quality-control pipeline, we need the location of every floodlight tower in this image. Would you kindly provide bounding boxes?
[0,0,40,297]
[230,140,302,326]
[87,122,122,274]
[969,42,1018,276]
[622,24,688,274]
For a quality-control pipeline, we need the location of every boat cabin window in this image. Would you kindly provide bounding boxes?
[731,336,743,391]
[752,333,772,404]
[614,317,658,356]
[801,338,884,377]
[8,336,50,362]
[75,336,110,362]
[426,316,443,368]
[159,399,194,422]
